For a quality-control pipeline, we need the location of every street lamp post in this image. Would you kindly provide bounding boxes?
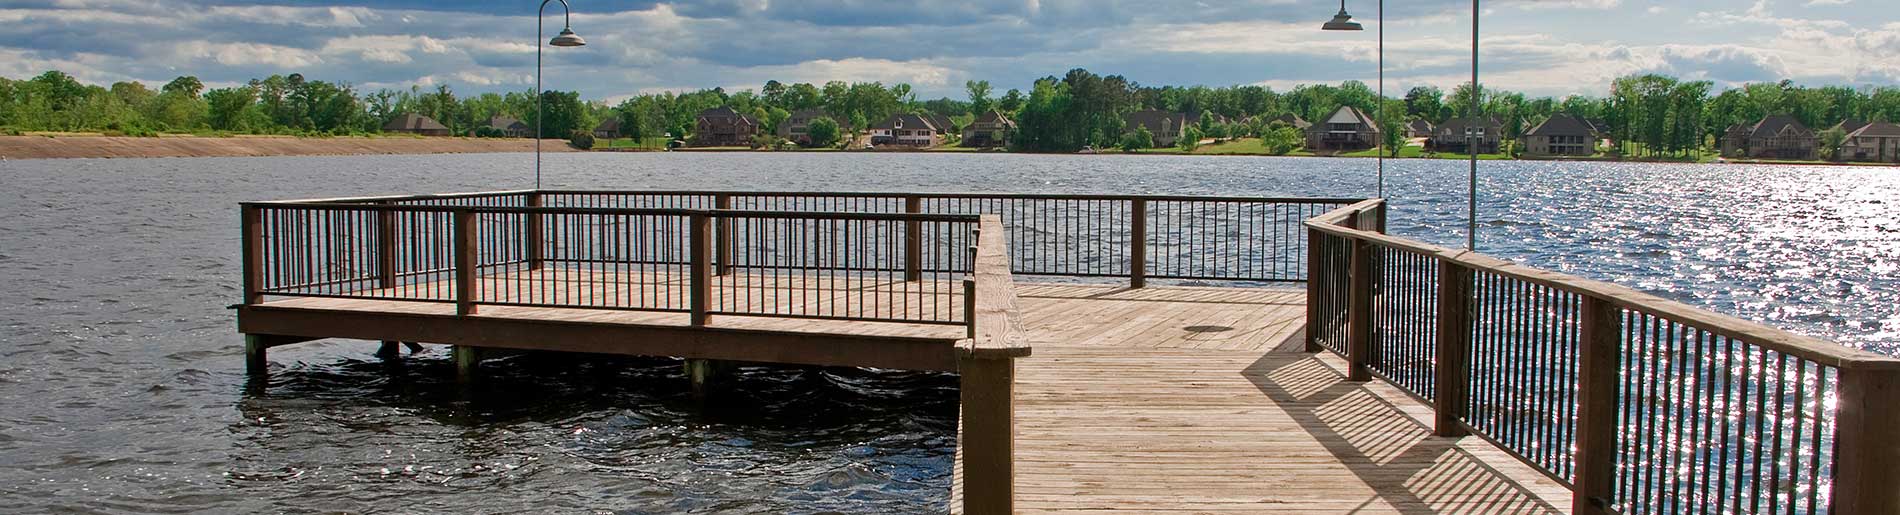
[536,0,586,190]
[1320,0,1381,198]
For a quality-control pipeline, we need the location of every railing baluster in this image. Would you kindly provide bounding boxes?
[906,195,923,281]
[1130,199,1147,288]
[715,193,733,276]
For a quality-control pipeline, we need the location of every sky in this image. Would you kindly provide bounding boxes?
[0,0,1896,102]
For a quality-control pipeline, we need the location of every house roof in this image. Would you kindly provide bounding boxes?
[1406,120,1434,132]
[383,113,447,131]
[698,106,758,125]
[1835,119,1869,134]
[594,117,621,131]
[1747,114,1813,138]
[1317,106,1381,133]
[1438,116,1502,133]
[1269,114,1311,129]
[972,109,1016,129]
[1585,118,1612,134]
[1124,110,1188,135]
[1847,121,1900,138]
[924,112,954,131]
[487,116,526,130]
[1525,113,1596,137]
[872,113,938,132]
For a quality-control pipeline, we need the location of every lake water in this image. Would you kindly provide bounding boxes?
[1,152,1895,513]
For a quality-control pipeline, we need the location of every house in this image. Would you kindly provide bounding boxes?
[778,108,838,146]
[868,113,943,147]
[962,110,1015,148]
[382,113,451,137]
[924,113,955,136]
[1840,121,1900,163]
[1124,110,1190,148]
[1404,120,1434,139]
[485,116,530,138]
[1268,114,1312,130]
[1521,113,1598,157]
[691,106,760,147]
[1430,116,1503,153]
[1305,106,1381,151]
[592,118,621,139]
[1834,119,1869,135]
[1721,114,1818,160]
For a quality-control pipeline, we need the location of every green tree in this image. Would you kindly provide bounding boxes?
[966,80,993,114]
[529,90,584,139]
[1818,127,1846,161]
[161,76,204,97]
[997,88,1025,113]
[1261,125,1303,155]
[805,116,841,148]
[1179,126,1203,151]
[1121,126,1154,151]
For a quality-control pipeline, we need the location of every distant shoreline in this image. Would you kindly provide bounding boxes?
[0,134,579,160]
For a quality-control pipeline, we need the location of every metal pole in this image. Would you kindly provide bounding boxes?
[1377,0,1384,199]
[535,3,544,190]
[1467,0,1479,250]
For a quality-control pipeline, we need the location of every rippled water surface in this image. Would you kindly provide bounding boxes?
[1,152,1895,513]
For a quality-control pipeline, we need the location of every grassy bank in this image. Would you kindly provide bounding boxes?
[0,133,577,159]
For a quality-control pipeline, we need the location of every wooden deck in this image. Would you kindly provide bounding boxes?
[242,271,1568,513]
[950,283,1570,514]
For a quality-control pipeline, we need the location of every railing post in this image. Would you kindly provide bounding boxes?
[1433,260,1473,437]
[1304,226,1322,353]
[241,204,264,305]
[964,278,977,338]
[714,193,733,276]
[690,213,712,326]
[1833,365,1900,514]
[958,354,1016,515]
[453,209,477,316]
[905,195,923,281]
[1573,295,1622,515]
[1346,235,1372,382]
[377,202,396,289]
[526,191,543,271]
[1130,199,1147,289]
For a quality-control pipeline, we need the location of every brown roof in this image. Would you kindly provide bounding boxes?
[1124,110,1188,136]
[698,106,759,125]
[972,109,1016,129]
[487,116,527,130]
[594,117,621,132]
[1835,119,1869,133]
[1438,116,1502,133]
[1524,113,1595,137]
[1847,121,1900,138]
[1315,106,1381,134]
[873,113,938,131]
[1405,120,1433,132]
[383,113,447,131]
[1269,114,1311,129]
[1742,114,1813,139]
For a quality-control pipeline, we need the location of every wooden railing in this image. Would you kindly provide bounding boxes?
[1306,199,1900,515]
[958,214,1029,514]
[241,200,981,326]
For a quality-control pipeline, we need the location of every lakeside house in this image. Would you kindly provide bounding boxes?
[1124,110,1190,148]
[1404,120,1434,139]
[592,118,621,139]
[485,116,530,138]
[868,113,943,147]
[962,110,1016,148]
[1721,114,1817,160]
[1834,119,1869,135]
[1430,116,1503,154]
[1521,113,1598,157]
[1841,121,1900,163]
[924,113,955,136]
[1305,106,1380,151]
[382,113,450,137]
[1268,113,1312,130]
[691,106,760,147]
[777,108,837,146]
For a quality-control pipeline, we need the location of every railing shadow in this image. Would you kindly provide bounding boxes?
[1243,353,1561,515]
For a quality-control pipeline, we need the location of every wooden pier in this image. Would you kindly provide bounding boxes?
[236,190,1900,514]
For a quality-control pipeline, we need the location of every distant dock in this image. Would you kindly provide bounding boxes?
[235,190,1900,514]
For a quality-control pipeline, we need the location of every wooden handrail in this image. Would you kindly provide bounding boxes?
[957,214,1027,515]
[1306,212,1900,369]
[961,215,1029,360]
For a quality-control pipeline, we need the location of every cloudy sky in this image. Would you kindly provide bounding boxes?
[1,0,1896,101]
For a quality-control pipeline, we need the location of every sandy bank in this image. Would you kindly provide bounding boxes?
[0,134,579,160]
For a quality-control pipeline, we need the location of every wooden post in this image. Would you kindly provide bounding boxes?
[1573,295,1622,515]
[526,192,543,271]
[1433,260,1473,437]
[1833,365,1900,514]
[241,205,264,305]
[1305,227,1322,353]
[690,213,712,326]
[454,209,478,316]
[959,354,1016,515]
[964,278,978,339]
[453,345,482,384]
[377,203,396,289]
[1346,236,1373,382]
[244,334,269,375]
[1130,199,1147,289]
[905,195,923,282]
[714,194,733,276]
[684,358,725,400]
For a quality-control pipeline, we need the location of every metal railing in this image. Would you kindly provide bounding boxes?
[1306,199,1900,515]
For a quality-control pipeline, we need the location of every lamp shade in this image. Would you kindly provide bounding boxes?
[550,27,586,47]
[1322,10,1363,31]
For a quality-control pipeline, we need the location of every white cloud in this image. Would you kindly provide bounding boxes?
[1804,0,1852,5]
[169,41,323,68]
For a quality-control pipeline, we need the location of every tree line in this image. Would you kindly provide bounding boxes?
[4,68,1898,157]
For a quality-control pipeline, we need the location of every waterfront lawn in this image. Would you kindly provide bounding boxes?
[599,137,671,150]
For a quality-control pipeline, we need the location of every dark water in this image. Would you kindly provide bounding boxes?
[0,152,1894,513]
